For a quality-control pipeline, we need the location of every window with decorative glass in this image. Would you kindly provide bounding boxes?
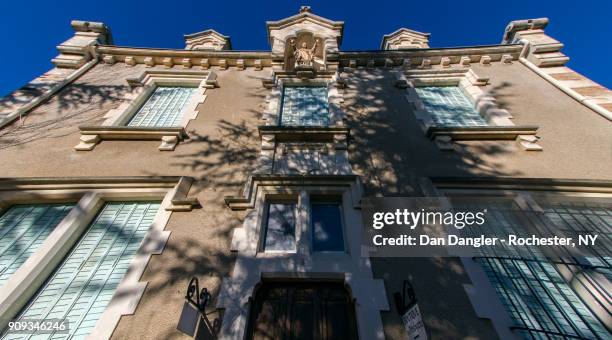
[0,204,74,287]
[127,86,197,127]
[415,86,487,127]
[456,198,611,339]
[280,86,329,126]
[1,201,160,340]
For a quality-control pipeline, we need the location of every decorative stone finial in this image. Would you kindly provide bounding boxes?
[300,6,311,13]
[502,18,548,44]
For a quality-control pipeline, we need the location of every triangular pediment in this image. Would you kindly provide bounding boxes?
[266,6,344,46]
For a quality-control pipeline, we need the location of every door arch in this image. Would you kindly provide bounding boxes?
[246,281,359,340]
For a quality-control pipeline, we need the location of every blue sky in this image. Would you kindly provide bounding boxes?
[1,0,610,96]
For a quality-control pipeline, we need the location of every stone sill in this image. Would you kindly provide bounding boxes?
[258,125,350,149]
[426,125,542,151]
[75,126,189,151]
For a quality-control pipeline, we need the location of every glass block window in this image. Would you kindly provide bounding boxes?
[127,86,197,127]
[0,204,73,287]
[280,86,329,126]
[263,203,296,251]
[478,257,609,339]
[311,203,344,252]
[451,198,612,339]
[415,86,487,127]
[4,202,160,339]
[539,200,612,280]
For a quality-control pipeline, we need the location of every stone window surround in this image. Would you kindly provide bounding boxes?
[256,191,348,256]
[262,71,346,128]
[75,70,217,151]
[0,176,198,339]
[397,68,542,151]
[217,178,389,340]
[424,178,612,339]
[257,72,348,176]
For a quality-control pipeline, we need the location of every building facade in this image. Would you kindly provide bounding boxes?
[0,7,611,340]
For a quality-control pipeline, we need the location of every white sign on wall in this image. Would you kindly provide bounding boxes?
[402,303,428,340]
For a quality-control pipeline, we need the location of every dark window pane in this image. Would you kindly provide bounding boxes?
[264,203,296,251]
[312,203,344,252]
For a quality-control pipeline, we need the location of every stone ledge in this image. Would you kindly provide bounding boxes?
[75,126,189,151]
[224,174,359,210]
[430,177,612,194]
[258,125,350,148]
[426,125,541,151]
[0,176,200,211]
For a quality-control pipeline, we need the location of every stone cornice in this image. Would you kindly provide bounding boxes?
[94,44,523,69]
[0,176,184,190]
[339,44,522,58]
[430,177,612,194]
[97,45,272,59]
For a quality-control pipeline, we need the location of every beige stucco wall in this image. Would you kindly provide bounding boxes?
[343,63,612,198]
[0,58,610,339]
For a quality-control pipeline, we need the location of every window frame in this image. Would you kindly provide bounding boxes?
[260,199,299,253]
[262,72,346,129]
[430,181,612,339]
[75,70,217,151]
[310,198,347,253]
[0,177,197,338]
[278,84,331,127]
[123,85,199,128]
[414,85,488,127]
[398,68,542,151]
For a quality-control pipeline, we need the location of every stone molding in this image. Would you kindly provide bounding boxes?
[75,70,216,151]
[75,126,189,151]
[0,176,200,211]
[266,6,344,71]
[52,20,112,69]
[397,68,543,151]
[99,45,271,70]
[256,70,350,174]
[217,176,388,339]
[183,29,231,51]
[94,44,523,71]
[381,27,431,50]
[340,44,522,69]
[430,177,612,194]
[224,174,361,210]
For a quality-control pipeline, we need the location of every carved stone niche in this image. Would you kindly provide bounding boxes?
[267,6,344,72]
[284,31,325,73]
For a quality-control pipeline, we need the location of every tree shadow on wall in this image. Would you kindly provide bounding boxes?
[342,68,522,197]
[0,82,128,150]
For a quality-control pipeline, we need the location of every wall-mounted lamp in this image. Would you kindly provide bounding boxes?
[177,277,212,337]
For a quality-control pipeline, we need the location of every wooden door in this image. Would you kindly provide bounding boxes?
[247,281,359,340]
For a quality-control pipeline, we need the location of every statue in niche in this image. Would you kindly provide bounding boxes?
[290,38,320,68]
